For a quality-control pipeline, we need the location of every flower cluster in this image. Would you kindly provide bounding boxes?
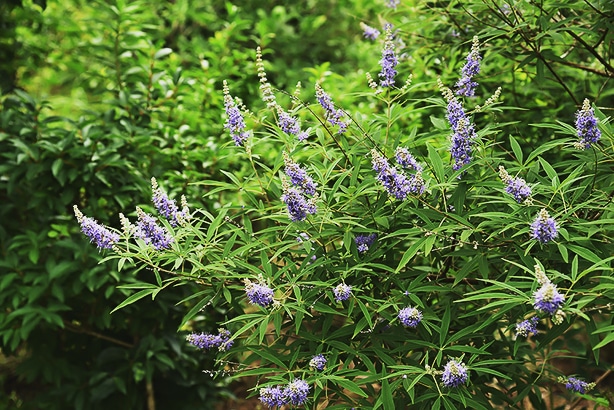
[455,36,481,97]
[260,379,310,408]
[573,98,601,149]
[441,359,469,388]
[223,80,250,146]
[333,283,352,302]
[395,147,423,171]
[315,83,348,134]
[386,0,400,8]
[530,209,558,244]
[355,233,377,253]
[360,22,380,41]
[371,149,425,200]
[281,153,318,221]
[186,329,233,352]
[309,354,327,371]
[515,316,539,338]
[151,177,189,226]
[398,306,423,328]
[563,376,595,394]
[277,108,308,141]
[498,166,532,204]
[533,281,565,316]
[256,46,277,109]
[73,206,120,250]
[245,278,275,307]
[440,83,478,172]
[378,25,398,87]
[134,207,174,250]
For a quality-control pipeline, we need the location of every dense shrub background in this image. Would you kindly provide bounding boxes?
[1,0,613,409]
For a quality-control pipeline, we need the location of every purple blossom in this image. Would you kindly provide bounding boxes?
[371,149,425,200]
[386,0,400,8]
[309,354,327,371]
[398,306,422,328]
[515,316,539,338]
[498,167,531,203]
[360,22,380,40]
[151,177,189,226]
[443,91,478,172]
[395,147,423,171]
[355,233,377,253]
[283,379,310,406]
[73,206,120,250]
[283,153,317,195]
[281,186,317,222]
[533,282,565,315]
[245,279,275,307]
[223,80,250,146]
[259,386,286,408]
[455,36,481,97]
[315,83,348,134]
[574,99,601,149]
[565,377,593,394]
[333,283,352,302]
[186,329,233,352]
[530,209,558,244]
[134,207,174,250]
[379,25,398,87]
[277,109,308,141]
[441,359,469,388]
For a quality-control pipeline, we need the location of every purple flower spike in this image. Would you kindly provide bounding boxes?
[134,207,174,250]
[533,282,565,315]
[515,316,539,338]
[316,83,348,134]
[223,80,250,146]
[565,377,594,394]
[283,379,310,406]
[395,147,423,172]
[441,85,478,173]
[333,283,352,302]
[151,177,189,226]
[74,205,120,250]
[498,167,532,204]
[259,386,286,408]
[574,99,601,149]
[378,25,398,87]
[441,359,469,388]
[360,22,380,41]
[245,279,275,307]
[530,209,558,244]
[355,234,377,253]
[398,306,422,328]
[455,36,481,97]
[371,149,425,200]
[309,354,327,371]
[186,328,233,352]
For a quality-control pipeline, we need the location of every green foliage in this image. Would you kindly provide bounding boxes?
[2,0,614,409]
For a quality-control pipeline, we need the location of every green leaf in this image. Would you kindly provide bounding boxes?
[111,288,157,313]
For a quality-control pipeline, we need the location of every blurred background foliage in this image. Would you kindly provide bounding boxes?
[0,0,612,409]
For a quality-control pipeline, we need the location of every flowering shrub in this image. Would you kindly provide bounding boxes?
[72,5,613,410]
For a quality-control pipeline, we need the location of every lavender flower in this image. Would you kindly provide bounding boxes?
[73,205,120,250]
[574,98,601,149]
[283,379,310,406]
[245,278,274,307]
[515,316,539,338]
[371,149,425,200]
[315,83,348,134]
[223,80,250,146]
[360,22,380,41]
[530,209,558,244]
[134,207,173,250]
[281,185,317,222]
[296,232,310,243]
[186,328,233,352]
[309,354,327,371]
[379,25,398,87]
[283,152,317,195]
[455,36,481,97]
[498,166,532,203]
[333,283,352,302]
[441,84,478,172]
[441,359,469,388]
[386,0,400,8]
[277,108,309,141]
[355,233,377,253]
[533,281,565,315]
[564,377,594,394]
[151,177,189,226]
[259,386,286,408]
[395,147,423,171]
[398,306,422,328]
